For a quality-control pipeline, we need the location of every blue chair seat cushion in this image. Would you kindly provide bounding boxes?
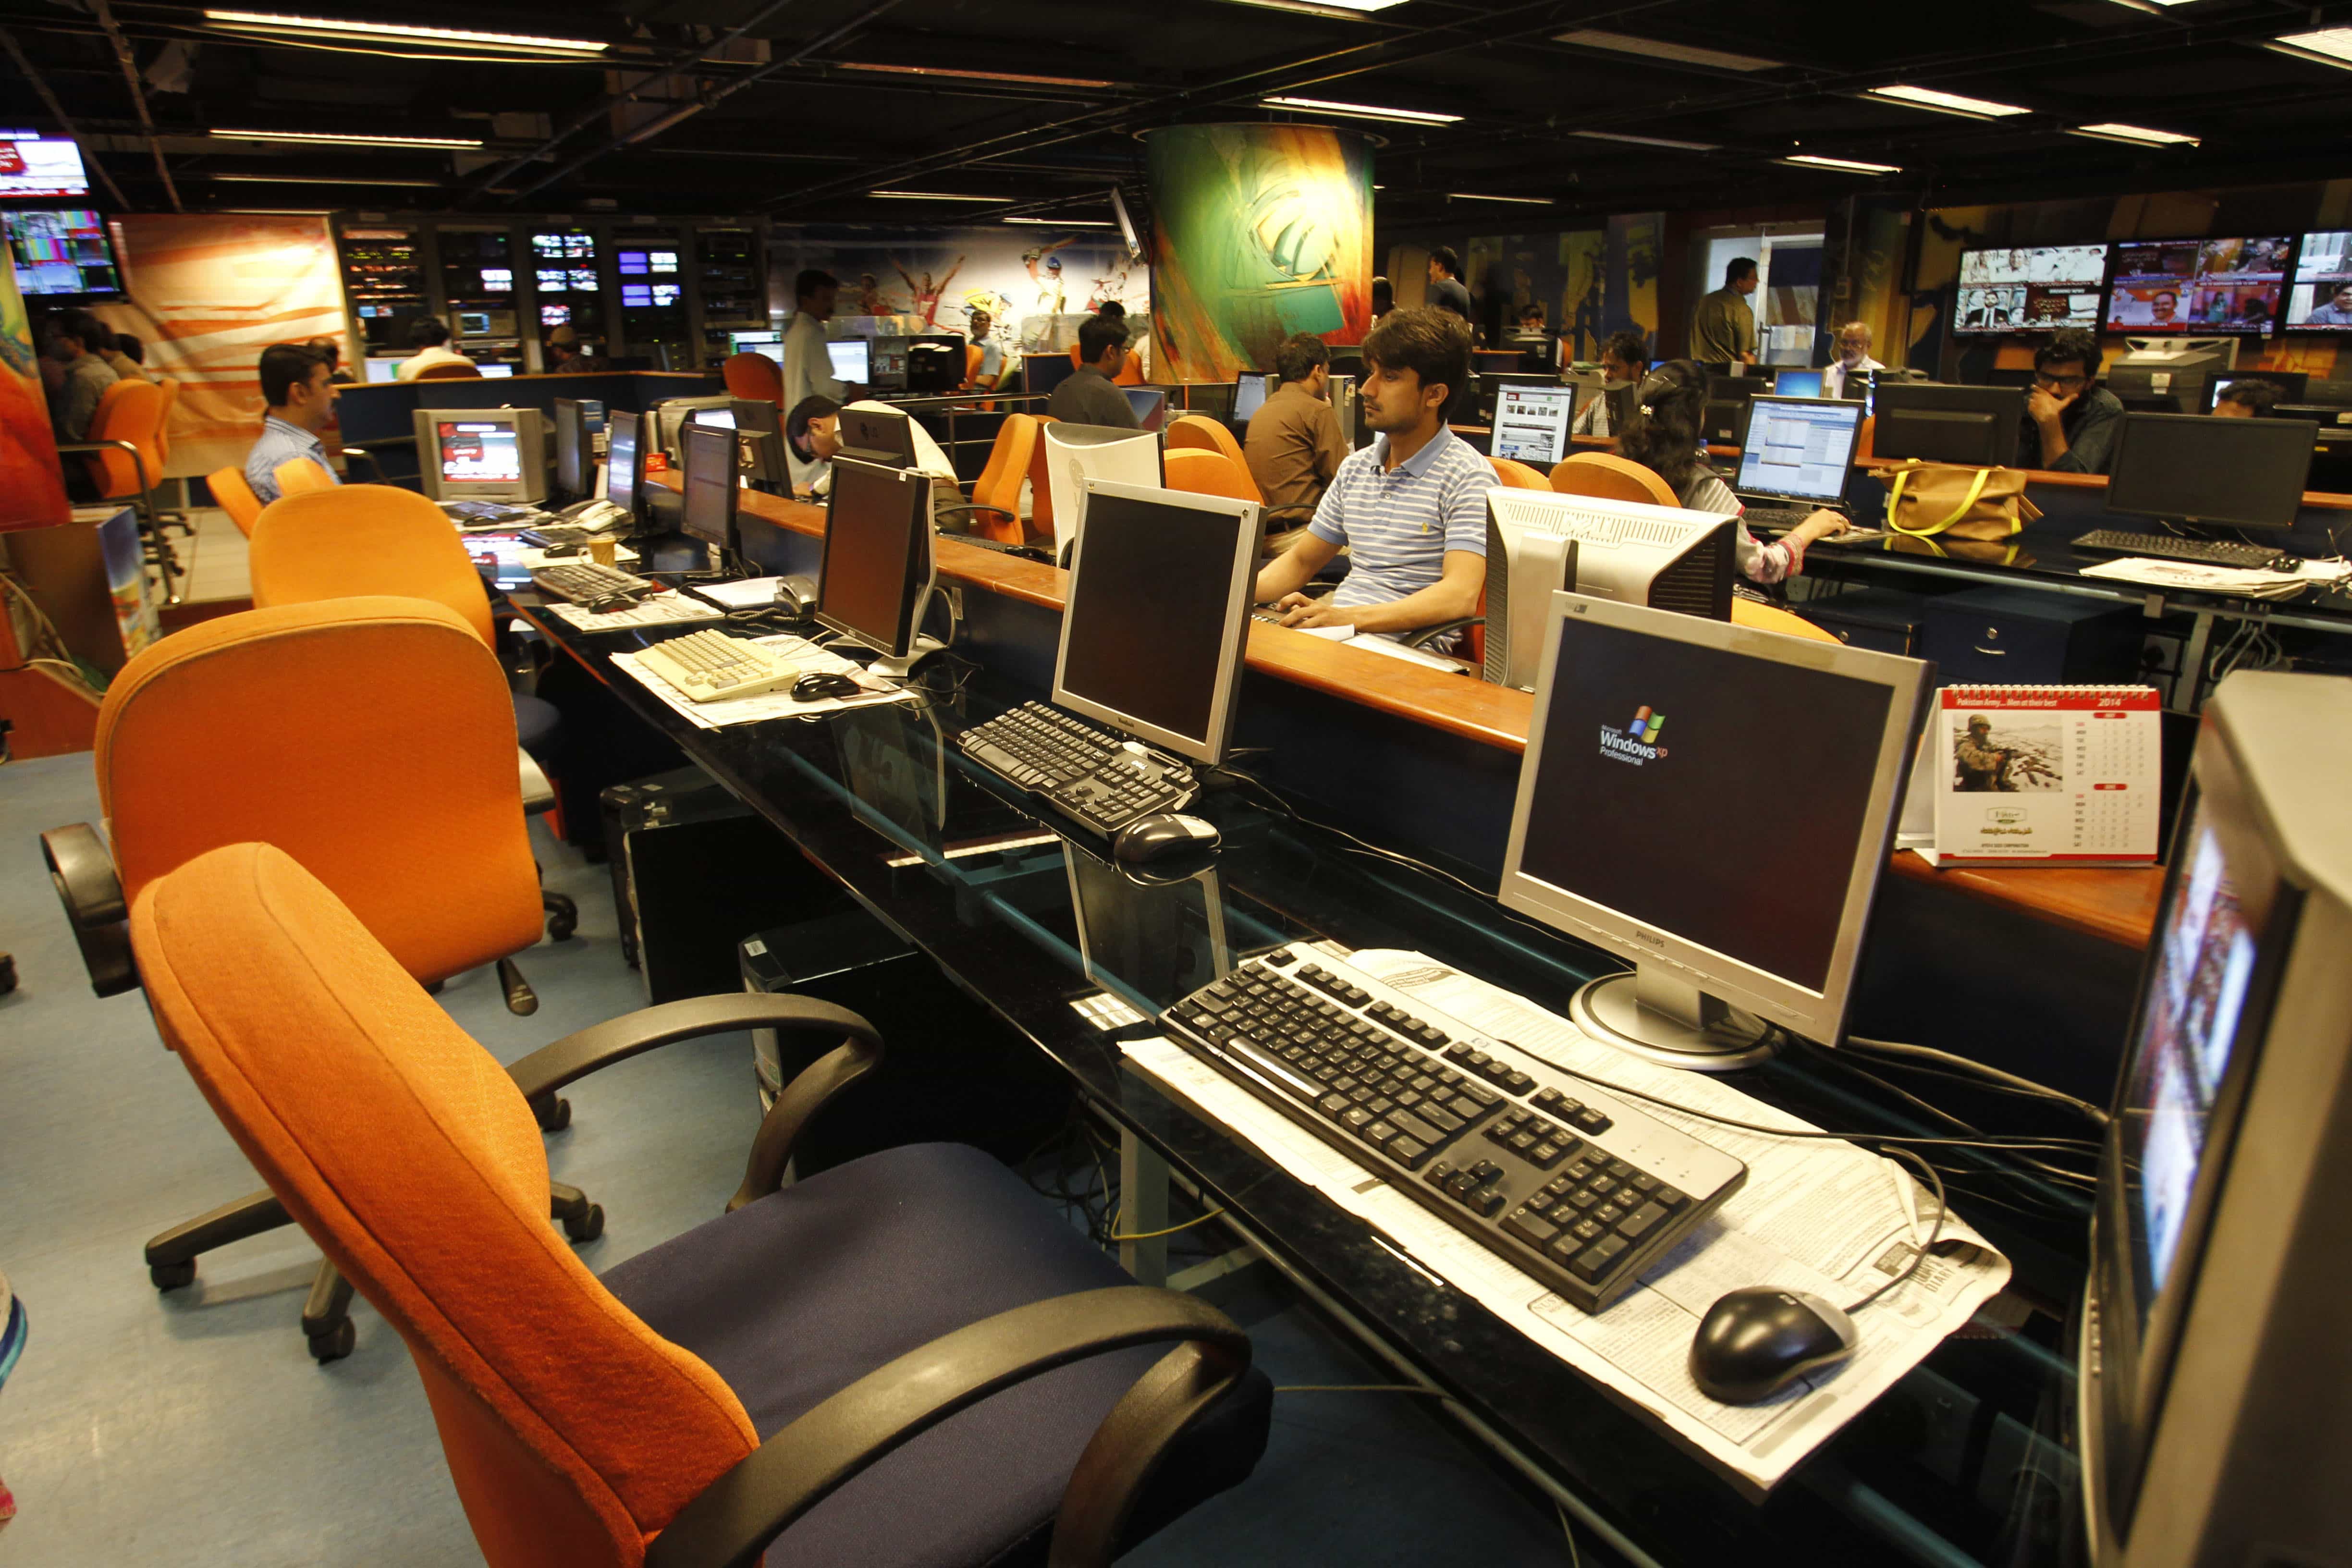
[601,1142,1269,1568]
[511,692,560,760]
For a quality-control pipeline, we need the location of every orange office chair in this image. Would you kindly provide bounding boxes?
[1025,414,1062,547]
[415,359,485,380]
[1165,415,1262,503]
[1164,448,1258,502]
[133,840,1267,1568]
[1487,456,1549,489]
[56,376,178,602]
[40,599,593,1361]
[272,454,336,497]
[1549,451,1680,508]
[1067,342,1145,386]
[207,466,265,537]
[722,351,783,404]
[154,375,182,464]
[1730,599,1842,643]
[952,414,1041,544]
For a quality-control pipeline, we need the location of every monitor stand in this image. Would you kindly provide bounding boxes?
[867,634,945,681]
[1569,964,1778,1072]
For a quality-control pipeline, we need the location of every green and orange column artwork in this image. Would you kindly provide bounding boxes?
[0,250,71,534]
[1146,123,1373,382]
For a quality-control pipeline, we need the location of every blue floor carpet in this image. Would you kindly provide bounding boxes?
[0,750,1580,1565]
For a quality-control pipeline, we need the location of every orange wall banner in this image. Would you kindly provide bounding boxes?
[94,215,350,477]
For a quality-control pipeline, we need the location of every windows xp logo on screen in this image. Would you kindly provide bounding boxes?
[1599,705,1667,765]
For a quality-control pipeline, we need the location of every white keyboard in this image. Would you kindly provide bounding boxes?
[635,630,805,702]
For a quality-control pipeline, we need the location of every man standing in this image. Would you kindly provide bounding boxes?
[1691,257,1759,368]
[1425,248,1473,325]
[2019,327,2124,474]
[783,269,863,413]
[1046,316,1139,429]
[243,343,338,506]
[962,308,1004,392]
[1244,332,1350,545]
[43,309,118,442]
[1823,321,1885,401]
[1251,306,1487,649]
[1954,716,2014,792]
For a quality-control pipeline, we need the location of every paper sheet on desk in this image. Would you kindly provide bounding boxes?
[544,595,724,631]
[610,634,916,728]
[2076,557,2318,599]
[1124,948,2011,1497]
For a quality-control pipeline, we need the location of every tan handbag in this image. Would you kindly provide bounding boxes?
[1882,461,2043,542]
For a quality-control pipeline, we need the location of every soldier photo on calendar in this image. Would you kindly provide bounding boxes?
[1952,713,2064,793]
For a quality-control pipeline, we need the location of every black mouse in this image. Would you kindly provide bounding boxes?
[790,671,865,702]
[1688,1287,1860,1404]
[1112,812,1221,865]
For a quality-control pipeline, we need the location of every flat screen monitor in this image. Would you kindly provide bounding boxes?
[817,457,934,660]
[1491,379,1577,466]
[1480,491,1738,690]
[690,407,736,430]
[2283,231,2352,331]
[1872,381,2025,466]
[3,208,122,299]
[478,363,514,379]
[729,397,787,486]
[1043,424,1163,563]
[2206,371,2309,411]
[605,407,645,522]
[1735,396,1864,505]
[1024,352,1078,401]
[729,329,784,355]
[2080,673,2352,1568]
[552,398,591,502]
[1052,480,1260,766]
[363,357,401,384]
[413,408,546,504]
[680,422,740,558]
[2105,413,2312,532]
[1232,371,1275,424]
[1499,592,1930,1065]
[0,129,91,200]
[1125,387,1168,433]
[826,338,870,385]
[837,404,914,469]
[1955,244,2111,332]
[1772,368,1825,398]
[2107,237,2291,336]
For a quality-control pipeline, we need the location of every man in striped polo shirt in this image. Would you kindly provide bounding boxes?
[1254,306,1486,645]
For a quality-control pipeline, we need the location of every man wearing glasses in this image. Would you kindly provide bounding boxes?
[2019,327,2124,474]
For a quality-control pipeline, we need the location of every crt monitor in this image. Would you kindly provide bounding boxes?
[1481,490,1739,692]
[605,407,646,523]
[729,397,788,486]
[817,457,935,666]
[2079,672,2352,1568]
[1736,396,1864,506]
[1871,381,2025,466]
[679,423,740,560]
[1772,368,1824,398]
[1232,371,1276,424]
[1042,423,1163,563]
[1499,591,1931,1066]
[1491,379,1577,466]
[1125,387,1168,433]
[552,398,591,502]
[411,408,547,504]
[905,334,963,395]
[837,405,914,468]
[826,337,870,385]
[1052,479,1261,766]
[4,208,122,300]
[2104,413,2312,532]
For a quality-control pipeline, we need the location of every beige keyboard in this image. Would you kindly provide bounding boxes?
[635,630,805,702]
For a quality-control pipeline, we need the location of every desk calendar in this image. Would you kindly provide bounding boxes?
[1907,686,2161,867]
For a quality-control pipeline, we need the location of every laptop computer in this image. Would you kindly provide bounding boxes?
[1731,395,1866,531]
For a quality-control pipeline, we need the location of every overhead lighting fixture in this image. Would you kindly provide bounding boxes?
[2266,27,2352,70]
[1218,0,1406,16]
[1568,129,1722,152]
[213,128,482,147]
[1553,29,1784,73]
[218,207,336,215]
[209,172,444,185]
[1447,192,1553,205]
[869,189,1007,201]
[202,11,606,53]
[833,61,1118,90]
[1003,216,1113,226]
[1864,84,2031,119]
[1259,94,1461,124]
[2069,122,2200,147]
[1780,153,1902,174]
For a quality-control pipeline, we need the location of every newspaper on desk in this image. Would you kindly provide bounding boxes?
[543,593,725,631]
[610,633,916,728]
[1123,946,2011,1498]
[2076,555,2352,600]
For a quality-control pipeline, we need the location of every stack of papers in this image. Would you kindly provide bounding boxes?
[1124,947,2012,1496]
[544,594,723,631]
[2076,557,2340,600]
[611,633,916,727]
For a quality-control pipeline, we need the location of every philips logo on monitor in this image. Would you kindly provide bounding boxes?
[1599,705,1668,764]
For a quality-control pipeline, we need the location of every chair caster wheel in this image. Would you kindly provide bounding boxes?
[532,1093,572,1132]
[547,915,576,943]
[562,1203,605,1243]
[307,1319,356,1363]
[150,1260,197,1291]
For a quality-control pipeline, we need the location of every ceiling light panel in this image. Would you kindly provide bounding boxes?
[1447,192,1553,205]
[1865,85,2031,119]
[2266,28,2352,69]
[1003,217,1113,226]
[214,128,481,147]
[1259,95,1461,124]
[2069,122,2200,146]
[203,11,606,51]
[834,61,1118,89]
[1568,129,1722,152]
[870,190,1008,201]
[1553,30,1784,72]
[1780,154,1903,174]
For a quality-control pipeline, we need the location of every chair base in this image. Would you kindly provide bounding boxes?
[543,890,577,942]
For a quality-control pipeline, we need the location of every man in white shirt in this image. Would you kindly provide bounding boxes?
[783,269,867,414]
[786,395,965,525]
[394,317,474,380]
[1822,321,1885,401]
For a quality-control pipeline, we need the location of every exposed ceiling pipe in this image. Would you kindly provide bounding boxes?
[0,25,135,209]
[504,0,906,203]
[90,0,182,211]
[457,0,805,203]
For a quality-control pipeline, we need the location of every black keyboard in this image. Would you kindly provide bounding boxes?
[1164,949,1747,1313]
[529,562,658,604]
[956,701,1196,836]
[2071,529,2294,572]
[1740,500,1838,533]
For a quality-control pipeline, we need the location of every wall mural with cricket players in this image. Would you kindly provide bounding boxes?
[1146,123,1373,381]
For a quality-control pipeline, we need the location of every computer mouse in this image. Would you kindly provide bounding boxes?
[1112,812,1221,865]
[790,671,865,702]
[1689,1287,1860,1405]
[539,543,583,559]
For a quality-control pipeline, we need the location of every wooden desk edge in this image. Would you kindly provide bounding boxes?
[1888,851,2162,947]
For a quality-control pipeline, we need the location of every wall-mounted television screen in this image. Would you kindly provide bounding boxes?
[2284,231,2352,331]
[2107,237,2291,335]
[0,130,91,201]
[1954,244,2109,332]
[4,208,122,300]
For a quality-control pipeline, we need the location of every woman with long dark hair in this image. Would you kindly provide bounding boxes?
[1617,359,1849,584]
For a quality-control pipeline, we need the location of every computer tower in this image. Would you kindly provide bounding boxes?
[1921,588,2142,687]
[1799,587,1933,656]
